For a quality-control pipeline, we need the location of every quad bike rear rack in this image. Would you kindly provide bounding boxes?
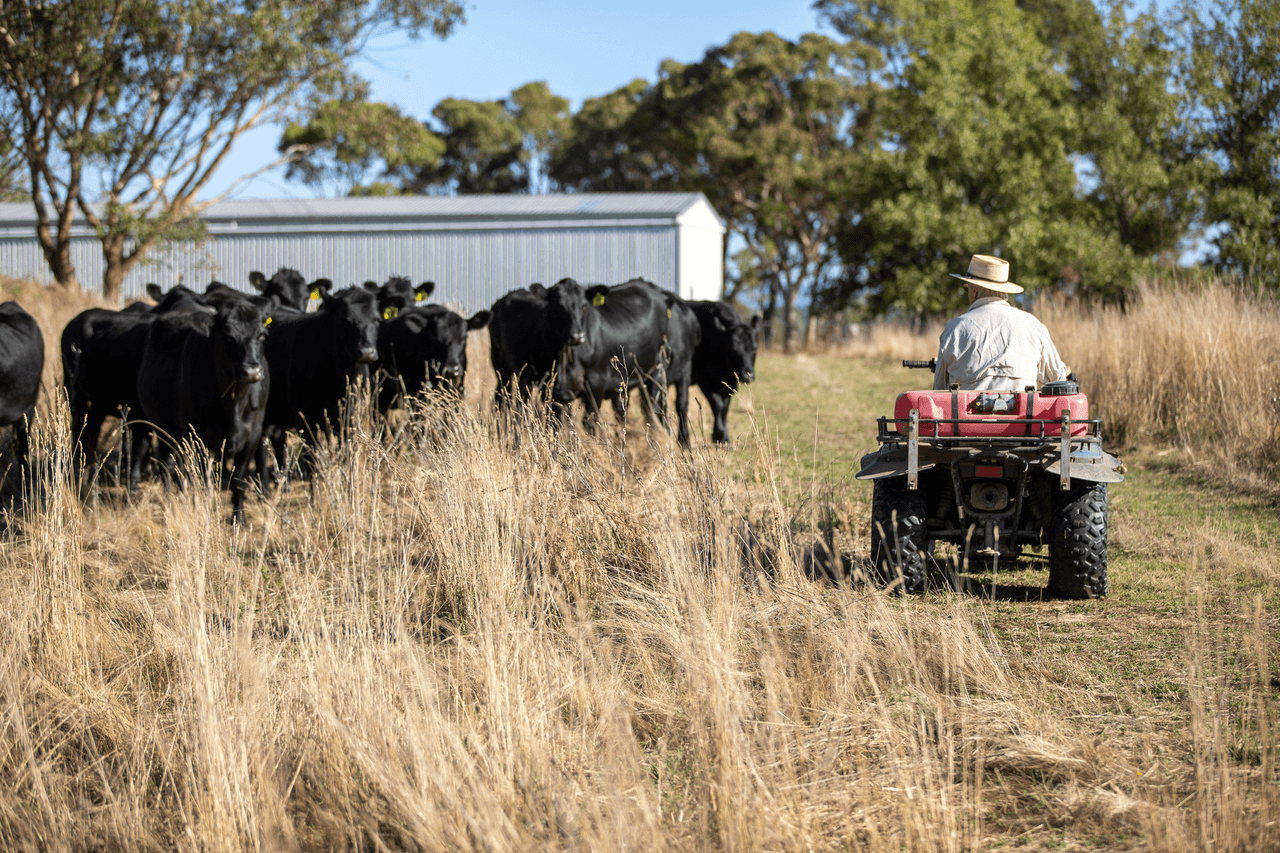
[872,409,1112,490]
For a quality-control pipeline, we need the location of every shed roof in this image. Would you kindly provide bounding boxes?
[0,192,726,234]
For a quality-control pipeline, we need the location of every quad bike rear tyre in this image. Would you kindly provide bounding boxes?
[1048,481,1109,599]
[870,476,928,594]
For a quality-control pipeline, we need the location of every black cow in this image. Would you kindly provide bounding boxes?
[259,286,381,483]
[554,278,683,441]
[365,277,435,316]
[375,305,490,413]
[248,268,333,311]
[0,302,44,465]
[486,279,588,413]
[688,301,761,444]
[144,282,216,314]
[62,293,210,488]
[135,298,272,523]
[660,290,701,446]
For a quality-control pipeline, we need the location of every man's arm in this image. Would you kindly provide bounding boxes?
[933,335,953,390]
[1037,322,1071,387]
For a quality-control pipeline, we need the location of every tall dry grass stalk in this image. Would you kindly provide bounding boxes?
[0,278,1271,851]
[1040,280,1280,488]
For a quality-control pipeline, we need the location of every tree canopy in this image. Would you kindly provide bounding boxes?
[552,32,874,349]
[0,0,464,298]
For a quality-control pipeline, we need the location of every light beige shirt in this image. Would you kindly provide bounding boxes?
[933,297,1070,391]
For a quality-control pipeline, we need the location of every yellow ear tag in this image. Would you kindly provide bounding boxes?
[592,293,606,307]
[383,306,398,320]
[264,316,272,327]
[309,288,320,299]
[415,292,426,302]
[667,308,672,318]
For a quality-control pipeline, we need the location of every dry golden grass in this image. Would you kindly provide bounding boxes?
[0,279,1273,851]
[1040,280,1280,493]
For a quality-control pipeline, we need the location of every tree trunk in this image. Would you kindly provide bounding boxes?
[760,279,778,348]
[101,233,127,304]
[781,286,797,354]
[41,240,81,292]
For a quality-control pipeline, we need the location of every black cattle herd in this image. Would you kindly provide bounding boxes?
[0,269,761,522]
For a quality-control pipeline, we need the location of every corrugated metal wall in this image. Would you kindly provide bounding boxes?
[0,226,682,313]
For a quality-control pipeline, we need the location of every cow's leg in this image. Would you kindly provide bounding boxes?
[73,405,108,485]
[68,394,93,484]
[271,428,289,483]
[707,390,731,444]
[229,448,251,525]
[672,379,691,447]
[11,405,34,468]
[256,434,273,493]
[126,424,152,491]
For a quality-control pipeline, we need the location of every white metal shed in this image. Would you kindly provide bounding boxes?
[0,193,726,312]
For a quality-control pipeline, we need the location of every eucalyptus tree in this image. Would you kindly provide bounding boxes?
[552,32,875,350]
[278,90,445,197]
[283,81,569,196]
[0,0,464,299]
[1182,0,1280,282]
[815,0,1199,316]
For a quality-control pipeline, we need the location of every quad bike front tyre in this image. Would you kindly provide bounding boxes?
[870,476,929,594]
[1048,480,1109,598]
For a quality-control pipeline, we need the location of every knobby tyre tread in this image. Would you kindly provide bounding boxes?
[870,476,928,594]
[1048,480,1109,598]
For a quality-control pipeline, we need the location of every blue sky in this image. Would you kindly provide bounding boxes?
[203,0,824,199]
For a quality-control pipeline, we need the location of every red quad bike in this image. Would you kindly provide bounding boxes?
[856,361,1124,598]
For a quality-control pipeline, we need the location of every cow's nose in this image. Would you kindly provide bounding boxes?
[741,370,754,383]
[569,331,585,345]
[243,365,263,383]
[358,347,377,363]
[442,365,461,378]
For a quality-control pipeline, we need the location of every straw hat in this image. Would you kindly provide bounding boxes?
[949,254,1023,294]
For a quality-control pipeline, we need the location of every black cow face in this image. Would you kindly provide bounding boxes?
[420,309,470,393]
[324,288,381,377]
[370,276,435,314]
[728,315,761,383]
[249,268,331,311]
[546,277,588,347]
[212,299,271,385]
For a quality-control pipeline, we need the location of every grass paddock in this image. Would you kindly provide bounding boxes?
[0,277,1274,852]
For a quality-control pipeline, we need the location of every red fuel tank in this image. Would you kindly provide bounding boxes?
[893,390,1089,437]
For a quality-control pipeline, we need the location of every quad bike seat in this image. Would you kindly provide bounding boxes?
[892,389,1090,438]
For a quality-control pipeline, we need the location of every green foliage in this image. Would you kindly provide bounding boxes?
[0,0,464,296]
[289,81,568,195]
[279,96,445,195]
[1182,0,1280,283]
[818,0,1157,316]
[551,32,871,347]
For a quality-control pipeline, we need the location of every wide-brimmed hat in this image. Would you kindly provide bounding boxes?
[949,254,1023,294]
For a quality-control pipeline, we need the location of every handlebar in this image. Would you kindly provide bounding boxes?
[902,359,937,371]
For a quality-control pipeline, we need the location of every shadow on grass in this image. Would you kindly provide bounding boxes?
[798,540,1071,601]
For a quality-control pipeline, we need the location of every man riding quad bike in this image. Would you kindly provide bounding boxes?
[856,254,1123,598]
[856,362,1124,597]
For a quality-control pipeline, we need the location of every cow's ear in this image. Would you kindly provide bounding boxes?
[145,282,164,302]
[467,309,491,330]
[248,271,266,291]
[311,278,334,294]
[529,283,548,297]
[750,314,762,331]
[416,281,435,301]
[586,285,609,307]
[363,280,379,292]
